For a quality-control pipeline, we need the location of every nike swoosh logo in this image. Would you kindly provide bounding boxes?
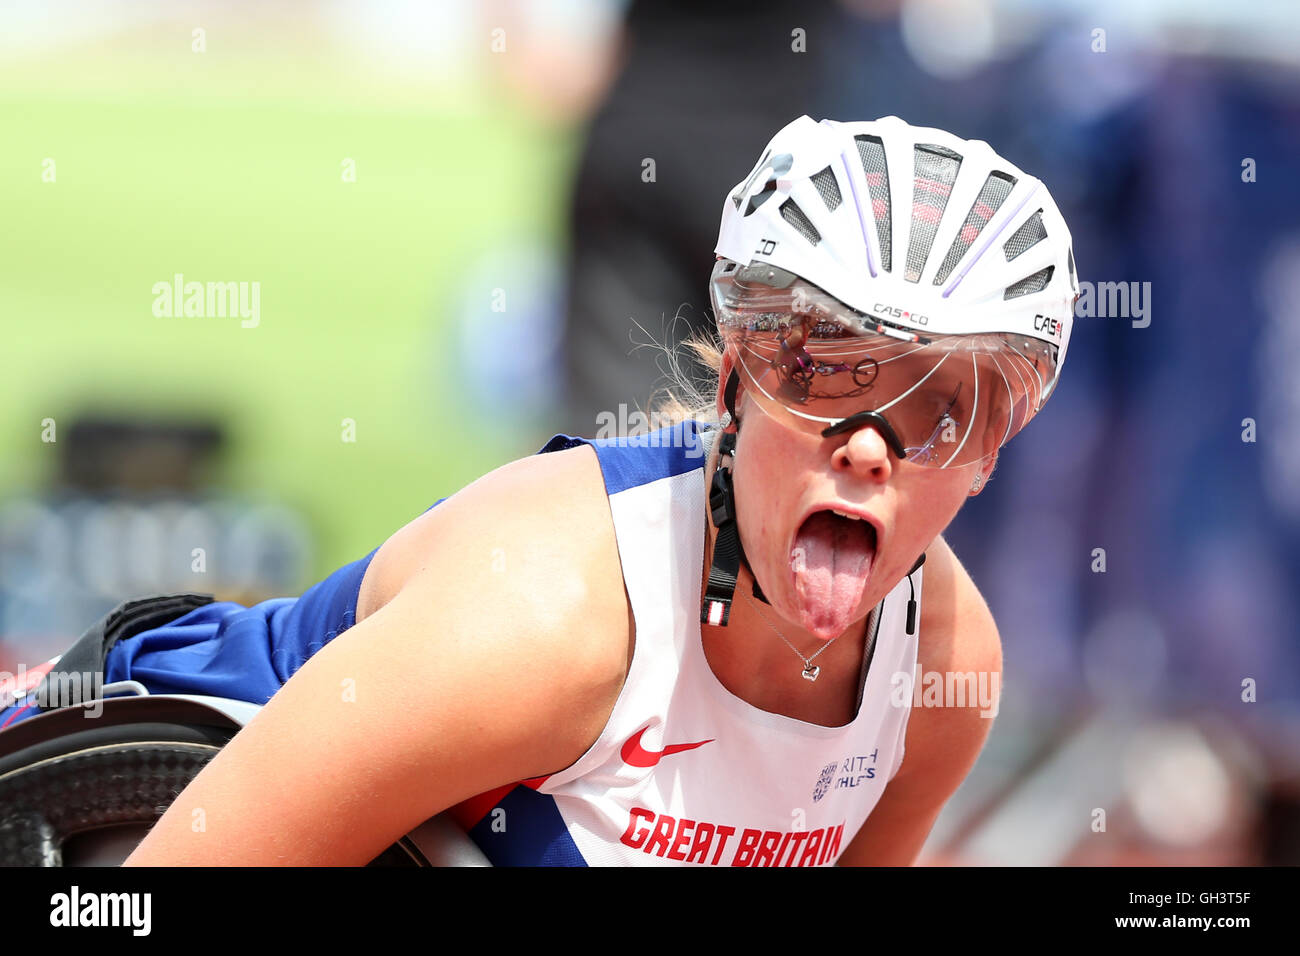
[620,728,714,768]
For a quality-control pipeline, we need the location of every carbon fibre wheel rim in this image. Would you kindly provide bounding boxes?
[0,742,219,866]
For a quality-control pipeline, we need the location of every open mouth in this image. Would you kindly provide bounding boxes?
[788,510,879,638]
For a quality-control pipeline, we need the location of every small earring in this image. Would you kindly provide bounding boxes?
[970,474,983,493]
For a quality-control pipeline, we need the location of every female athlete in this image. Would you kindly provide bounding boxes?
[1,115,1078,866]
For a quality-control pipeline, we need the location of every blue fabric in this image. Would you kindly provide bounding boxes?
[468,786,589,867]
[103,547,378,703]
[100,546,377,702]
[0,698,41,729]
[539,419,713,495]
[1,549,378,726]
[88,494,459,705]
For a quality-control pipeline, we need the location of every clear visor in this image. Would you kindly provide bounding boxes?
[711,262,1059,468]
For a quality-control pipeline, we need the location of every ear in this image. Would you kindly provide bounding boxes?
[969,452,998,496]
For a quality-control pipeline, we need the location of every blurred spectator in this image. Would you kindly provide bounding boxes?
[557,0,851,436]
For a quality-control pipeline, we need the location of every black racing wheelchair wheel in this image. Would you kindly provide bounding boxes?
[0,716,425,866]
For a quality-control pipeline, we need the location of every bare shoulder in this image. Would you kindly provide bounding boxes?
[359,440,629,653]
[916,533,1003,679]
[372,441,636,725]
[836,535,1001,865]
[897,534,1002,782]
[125,442,633,864]
[360,439,636,763]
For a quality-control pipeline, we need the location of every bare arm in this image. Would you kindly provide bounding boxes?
[124,446,631,866]
[836,534,1002,866]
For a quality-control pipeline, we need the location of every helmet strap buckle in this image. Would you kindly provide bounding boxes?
[701,423,768,628]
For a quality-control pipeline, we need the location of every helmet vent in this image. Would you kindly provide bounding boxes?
[905,144,963,282]
[853,134,892,272]
[810,166,842,212]
[732,148,771,209]
[811,167,842,214]
[780,198,821,246]
[745,180,778,216]
[932,171,1017,285]
[1004,265,1054,300]
[734,150,794,217]
[1003,209,1047,261]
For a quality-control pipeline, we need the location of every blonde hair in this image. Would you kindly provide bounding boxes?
[645,328,727,427]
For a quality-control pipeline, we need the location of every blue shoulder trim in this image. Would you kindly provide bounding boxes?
[536,420,713,496]
[468,786,589,866]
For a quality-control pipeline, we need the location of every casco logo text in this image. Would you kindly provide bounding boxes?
[872,303,930,325]
[1033,313,1064,340]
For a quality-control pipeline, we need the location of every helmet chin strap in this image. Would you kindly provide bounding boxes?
[701,369,927,632]
[701,368,769,627]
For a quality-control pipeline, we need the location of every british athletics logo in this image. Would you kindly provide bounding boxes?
[812,750,879,802]
[812,761,838,803]
[620,808,846,866]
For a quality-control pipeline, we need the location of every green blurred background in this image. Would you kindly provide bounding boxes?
[0,6,589,603]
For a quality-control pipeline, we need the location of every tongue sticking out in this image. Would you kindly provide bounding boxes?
[790,511,876,638]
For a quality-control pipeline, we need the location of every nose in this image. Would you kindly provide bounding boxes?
[830,421,895,481]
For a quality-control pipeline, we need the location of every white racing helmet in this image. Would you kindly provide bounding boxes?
[712,114,1080,467]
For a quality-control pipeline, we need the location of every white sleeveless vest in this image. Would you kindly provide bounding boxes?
[452,420,921,866]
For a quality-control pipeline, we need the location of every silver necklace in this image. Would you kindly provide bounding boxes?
[742,590,838,682]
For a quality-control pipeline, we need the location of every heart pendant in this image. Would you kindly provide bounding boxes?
[802,664,820,682]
